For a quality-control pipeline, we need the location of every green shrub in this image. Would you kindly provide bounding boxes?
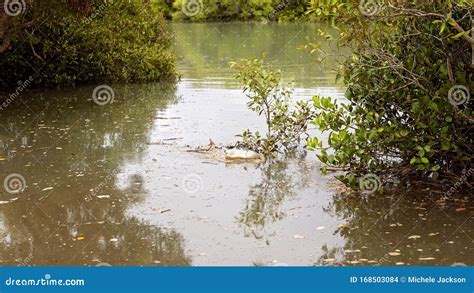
[0,0,176,87]
[231,57,315,157]
[307,1,473,190]
[160,0,311,22]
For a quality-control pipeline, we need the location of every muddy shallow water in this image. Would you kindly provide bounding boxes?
[0,23,472,266]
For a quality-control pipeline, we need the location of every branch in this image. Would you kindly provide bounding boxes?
[386,4,474,45]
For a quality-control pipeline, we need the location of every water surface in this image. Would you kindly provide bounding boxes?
[0,22,472,266]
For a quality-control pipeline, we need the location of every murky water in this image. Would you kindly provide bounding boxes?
[0,23,472,266]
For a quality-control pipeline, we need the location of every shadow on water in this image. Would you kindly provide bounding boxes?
[315,191,473,266]
[238,157,315,245]
[0,82,192,266]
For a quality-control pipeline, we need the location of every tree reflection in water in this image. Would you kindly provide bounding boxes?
[238,158,313,245]
[0,82,192,266]
[315,191,473,266]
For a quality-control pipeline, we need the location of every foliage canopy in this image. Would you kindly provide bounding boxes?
[306,0,473,191]
[0,0,176,87]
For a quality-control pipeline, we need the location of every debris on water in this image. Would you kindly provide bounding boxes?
[407,235,421,240]
[109,238,118,242]
[349,260,360,264]
[390,223,403,227]
[186,139,219,154]
[388,252,401,256]
[186,139,261,162]
[96,195,110,199]
[367,260,378,264]
[419,257,435,261]
[42,187,54,192]
[395,262,405,265]
[225,149,260,160]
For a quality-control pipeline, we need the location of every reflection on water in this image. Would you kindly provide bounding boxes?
[240,161,295,243]
[239,159,314,244]
[172,22,346,96]
[0,22,471,266]
[316,192,473,266]
[0,83,192,266]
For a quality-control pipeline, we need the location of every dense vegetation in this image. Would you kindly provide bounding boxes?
[154,0,311,21]
[228,0,472,193]
[0,0,175,87]
[305,0,473,191]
